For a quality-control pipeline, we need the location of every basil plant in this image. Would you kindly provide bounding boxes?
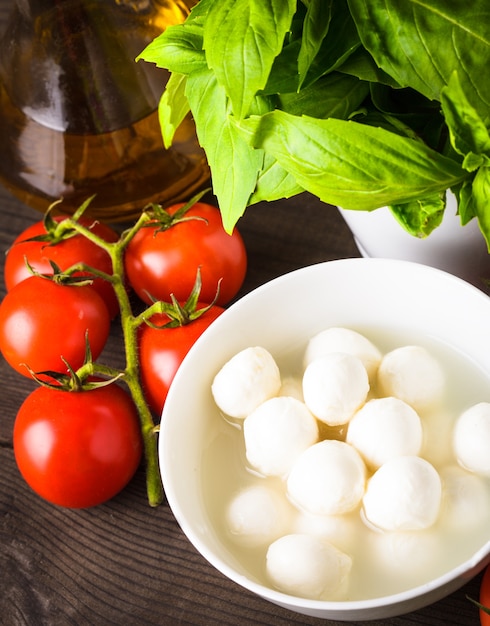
[139,0,490,245]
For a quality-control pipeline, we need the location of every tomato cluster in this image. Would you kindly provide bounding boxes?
[0,199,247,508]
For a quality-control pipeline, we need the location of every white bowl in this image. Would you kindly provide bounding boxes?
[159,258,490,621]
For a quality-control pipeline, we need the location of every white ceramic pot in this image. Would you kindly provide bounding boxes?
[339,192,490,290]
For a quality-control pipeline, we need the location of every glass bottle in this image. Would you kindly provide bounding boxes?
[0,0,209,221]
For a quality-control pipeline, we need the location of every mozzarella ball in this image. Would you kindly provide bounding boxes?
[369,529,441,579]
[287,440,366,515]
[346,397,423,470]
[453,402,490,475]
[226,484,293,547]
[304,326,382,381]
[363,456,442,531]
[266,534,352,600]
[376,345,445,412]
[420,408,454,467]
[278,376,303,401]
[243,396,319,477]
[302,352,369,426]
[211,346,281,419]
[439,465,490,531]
[293,510,359,554]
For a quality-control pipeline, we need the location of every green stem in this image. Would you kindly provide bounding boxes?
[68,213,164,507]
[113,251,164,507]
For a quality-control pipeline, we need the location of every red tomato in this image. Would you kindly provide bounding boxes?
[0,276,110,377]
[4,214,119,318]
[14,383,142,508]
[139,305,224,416]
[480,566,490,625]
[124,202,247,306]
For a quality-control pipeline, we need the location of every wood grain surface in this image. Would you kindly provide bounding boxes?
[0,2,486,625]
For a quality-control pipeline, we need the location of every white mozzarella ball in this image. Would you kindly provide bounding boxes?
[376,345,445,412]
[368,529,441,580]
[287,440,366,515]
[346,397,423,470]
[420,408,455,467]
[278,376,303,401]
[211,346,281,419]
[453,402,490,475]
[226,484,293,547]
[302,352,369,426]
[293,510,359,554]
[363,456,442,531]
[266,534,352,600]
[304,326,382,381]
[243,396,319,477]
[439,466,490,531]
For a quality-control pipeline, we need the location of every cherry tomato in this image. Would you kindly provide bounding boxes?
[0,276,110,377]
[139,305,224,416]
[124,202,247,306]
[480,566,490,625]
[13,383,142,508]
[4,214,119,318]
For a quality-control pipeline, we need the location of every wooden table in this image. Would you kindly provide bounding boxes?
[0,4,485,626]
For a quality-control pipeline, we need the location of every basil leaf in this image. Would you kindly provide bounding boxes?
[186,0,216,22]
[348,0,490,119]
[158,73,189,148]
[388,193,445,238]
[278,73,369,119]
[203,0,296,117]
[298,0,333,88]
[266,0,360,94]
[472,166,490,249]
[249,155,304,205]
[301,0,361,88]
[337,47,400,89]
[457,179,477,226]
[369,84,446,151]
[138,22,207,75]
[185,68,263,232]
[237,110,468,210]
[262,39,303,95]
[441,72,490,172]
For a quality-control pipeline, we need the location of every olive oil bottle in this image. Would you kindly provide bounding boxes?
[0,0,209,221]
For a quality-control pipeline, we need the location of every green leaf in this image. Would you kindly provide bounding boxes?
[202,0,296,117]
[266,0,360,94]
[277,73,369,119]
[369,83,446,151]
[138,22,207,75]
[388,192,446,238]
[237,110,468,210]
[185,0,216,22]
[262,39,303,94]
[185,68,263,232]
[249,154,304,204]
[301,0,361,88]
[456,178,477,225]
[297,0,333,88]
[337,46,401,89]
[471,165,490,250]
[440,72,490,171]
[158,73,189,148]
[347,0,490,120]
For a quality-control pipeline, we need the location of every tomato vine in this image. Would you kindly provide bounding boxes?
[1,189,244,508]
[42,192,214,507]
